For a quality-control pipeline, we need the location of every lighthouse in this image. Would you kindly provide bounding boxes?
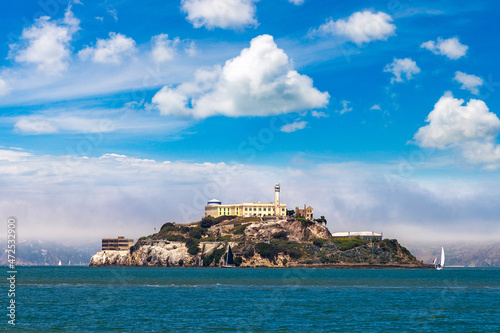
[274,183,281,217]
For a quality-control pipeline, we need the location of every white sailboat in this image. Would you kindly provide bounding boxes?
[435,247,445,270]
[221,244,236,268]
[58,260,62,266]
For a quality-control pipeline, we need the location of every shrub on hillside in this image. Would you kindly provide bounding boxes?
[313,238,326,247]
[185,238,200,255]
[272,231,288,240]
[233,223,250,235]
[203,247,226,266]
[189,227,205,239]
[234,256,243,266]
[166,234,186,242]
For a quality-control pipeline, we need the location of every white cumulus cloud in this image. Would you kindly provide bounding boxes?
[152,34,329,119]
[313,11,395,45]
[454,71,483,95]
[280,120,307,133]
[78,32,136,64]
[414,92,500,169]
[181,0,258,30]
[421,37,468,60]
[384,58,420,83]
[151,34,180,63]
[414,92,500,149]
[9,6,80,75]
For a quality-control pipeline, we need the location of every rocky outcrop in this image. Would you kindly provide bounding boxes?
[244,219,330,242]
[90,217,428,268]
[90,241,225,267]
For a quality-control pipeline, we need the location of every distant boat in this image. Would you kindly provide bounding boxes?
[435,247,445,270]
[58,260,62,266]
[222,244,236,268]
[68,260,71,266]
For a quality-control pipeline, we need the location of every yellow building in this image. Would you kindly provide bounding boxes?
[205,201,287,218]
[204,183,286,218]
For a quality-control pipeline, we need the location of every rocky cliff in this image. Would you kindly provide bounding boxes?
[90,216,428,268]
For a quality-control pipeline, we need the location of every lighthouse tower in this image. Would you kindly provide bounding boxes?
[274,183,281,217]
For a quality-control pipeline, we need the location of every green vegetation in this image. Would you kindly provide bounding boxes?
[166,234,186,242]
[255,241,303,262]
[234,256,243,267]
[188,227,206,239]
[201,215,238,228]
[314,215,327,225]
[178,259,184,266]
[332,237,368,251]
[129,243,139,254]
[271,231,288,240]
[297,217,310,229]
[241,217,261,222]
[313,238,326,247]
[232,223,250,235]
[185,238,200,255]
[203,247,227,266]
[242,246,254,258]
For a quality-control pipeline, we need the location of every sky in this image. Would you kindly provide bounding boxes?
[1,0,500,245]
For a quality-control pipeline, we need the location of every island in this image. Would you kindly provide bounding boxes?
[89,215,429,268]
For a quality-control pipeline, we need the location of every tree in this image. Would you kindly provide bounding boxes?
[286,209,295,217]
[315,216,327,225]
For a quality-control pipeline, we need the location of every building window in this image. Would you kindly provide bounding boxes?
[259,208,261,211]
[245,208,248,211]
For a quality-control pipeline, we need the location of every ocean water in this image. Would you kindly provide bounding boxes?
[1,267,499,332]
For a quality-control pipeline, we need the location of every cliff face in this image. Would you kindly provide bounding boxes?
[90,217,427,268]
[243,219,331,242]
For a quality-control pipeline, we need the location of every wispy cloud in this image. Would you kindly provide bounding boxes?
[453,71,483,95]
[280,120,307,133]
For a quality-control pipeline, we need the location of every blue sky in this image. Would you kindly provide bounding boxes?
[1,0,500,244]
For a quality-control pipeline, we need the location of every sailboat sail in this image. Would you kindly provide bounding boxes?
[440,247,445,268]
[226,245,234,266]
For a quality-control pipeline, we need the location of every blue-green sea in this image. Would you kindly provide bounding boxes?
[2,267,499,332]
